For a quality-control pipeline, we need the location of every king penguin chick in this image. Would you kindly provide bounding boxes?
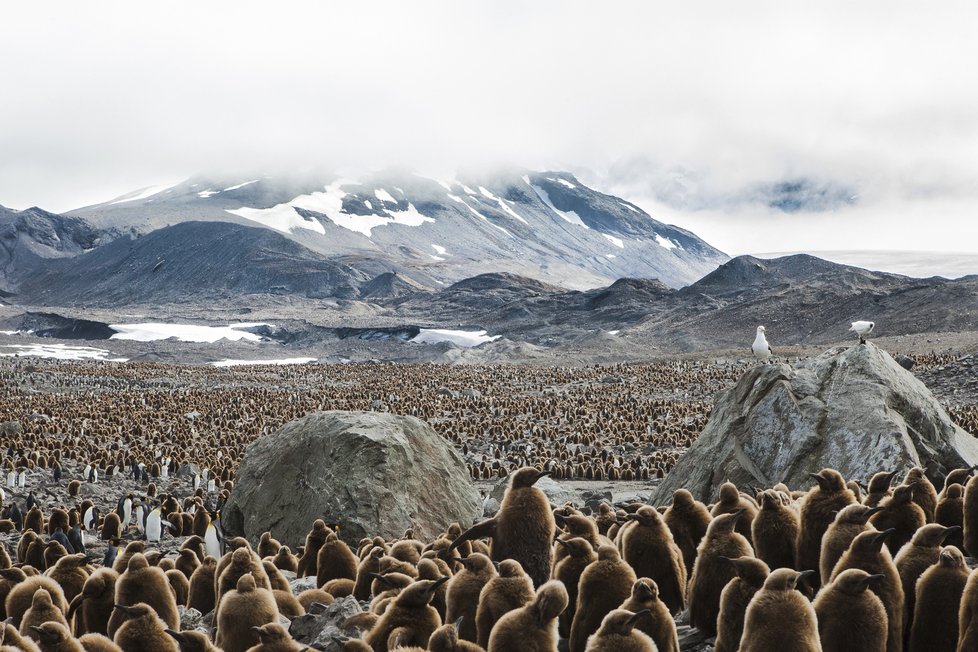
[187,556,218,616]
[739,568,819,652]
[28,621,84,652]
[77,633,124,652]
[475,559,533,648]
[243,622,304,652]
[903,467,937,523]
[583,609,655,652]
[445,553,497,643]
[112,603,179,652]
[164,628,220,652]
[663,489,711,578]
[894,523,959,626]
[864,470,899,508]
[907,545,968,652]
[449,467,556,588]
[316,531,358,588]
[813,568,887,652]
[820,503,883,585]
[296,520,332,578]
[797,468,856,587]
[426,620,484,652]
[20,588,70,642]
[106,553,179,638]
[751,489,799,572]
[963,473,978,557]
[618,578,679,652]
[687,510,754,636]
[365,577,449,652]
[618,506,686,613]
[487,580,567,652]
[958,560,978,651]
[710,482,757,541]
[552,537,596,639]
[713,556,770,652]
[569,544,636,652]
[830,528,904,652]
[869,483,926,555]
[66,567,118,637]
[215,573,279,652]
[937,484,965,548]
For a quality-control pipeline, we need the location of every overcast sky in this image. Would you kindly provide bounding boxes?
[2,1,976,266]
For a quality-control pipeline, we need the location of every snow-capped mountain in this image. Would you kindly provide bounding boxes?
[70,168,727,290]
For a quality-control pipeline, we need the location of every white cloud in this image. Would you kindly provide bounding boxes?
[0,0,975,260]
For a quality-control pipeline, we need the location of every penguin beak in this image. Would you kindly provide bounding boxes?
[554,538,569,548]
[864,506,884,518]
[164,629,185,642]
[871,529,896,549]
[428,576,450,591]
[453,616,465,631]
[626,609,651,625]
[864,574,886,588]
[795,569,816,587]
[942,526,963,541]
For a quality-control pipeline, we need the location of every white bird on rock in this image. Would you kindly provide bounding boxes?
[752,325,773,362]
[850,320,875,344]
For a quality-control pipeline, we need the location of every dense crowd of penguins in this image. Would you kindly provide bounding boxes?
[0,353,970,488]
[4,462,978,650]
[0,350,973,651]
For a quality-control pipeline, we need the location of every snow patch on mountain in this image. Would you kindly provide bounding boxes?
[227,181,433,237]
[109,322,267,343]
[602,234,625,249]
[411,328,500,347]
[531,184,589,229]
[478,186,528,224]
[109,183,177,205]
[223,180,259,192]
[655,234,679,250]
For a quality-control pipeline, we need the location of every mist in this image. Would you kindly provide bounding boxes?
[1,1,976,260]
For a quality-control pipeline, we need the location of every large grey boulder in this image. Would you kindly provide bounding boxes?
[653,343,978,504]
[223,411,481,547]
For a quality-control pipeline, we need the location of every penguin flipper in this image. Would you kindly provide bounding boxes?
[449,518,498,551]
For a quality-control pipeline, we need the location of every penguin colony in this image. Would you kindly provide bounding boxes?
[0,351,968,487]
[0,351,972,650]
[3,461,978,650]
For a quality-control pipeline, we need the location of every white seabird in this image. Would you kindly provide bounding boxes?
[850,320,875,344]
[752,325,773,362]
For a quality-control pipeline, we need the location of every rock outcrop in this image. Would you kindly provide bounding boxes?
[653,343,978,503]
[222,411,481,547]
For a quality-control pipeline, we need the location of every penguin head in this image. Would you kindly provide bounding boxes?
[626,506,663,528]
[532,580,569,624]
[29,622,71,645]
[497,559,525,578]
[891,483,915,504]
[598,609,650,636]
[852,528,895,554]
[719,556,770,585]
[764,568,813,592]
[236,573,258,593]
[510,466,550,489]
[709,509,745,535]
[252,623,291,645]
[113,602,155,620]
[835,504,883,525]
[554,537,595,560]
[631,578,659,602]
[939,545,966,568]
[832,568,884,595]
[809,469,847,492]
